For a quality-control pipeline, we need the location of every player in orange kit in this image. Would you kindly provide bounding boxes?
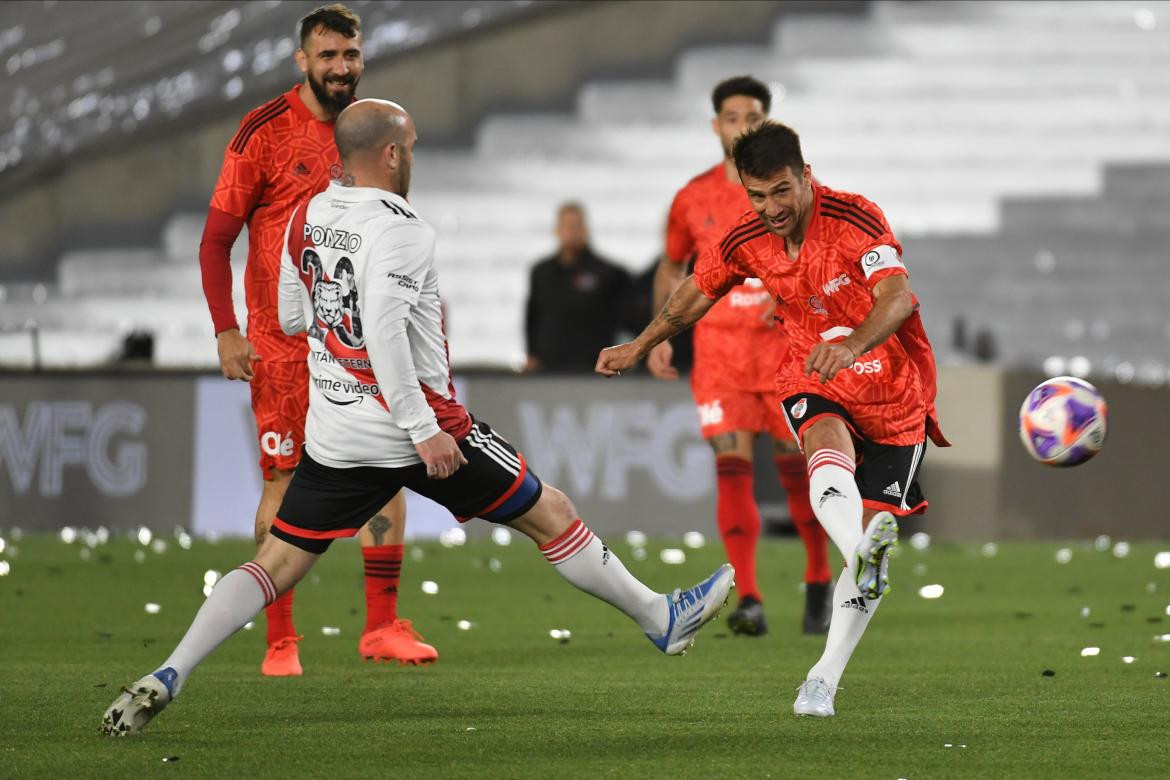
[598,120,948,717]
[197,4,435,674]
[649,77,831,636]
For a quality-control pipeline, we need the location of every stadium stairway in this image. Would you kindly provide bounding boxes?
[1,0,1167,374]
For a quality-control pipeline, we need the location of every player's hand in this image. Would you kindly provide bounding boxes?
[217,329,262,381]
[646,341,678,381]
[415,431,468,480]
[805,342,857,384]
[595,342,643,378]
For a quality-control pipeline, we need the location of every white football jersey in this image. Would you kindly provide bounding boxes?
[278,181,472,468]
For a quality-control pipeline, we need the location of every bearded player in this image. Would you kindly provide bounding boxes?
[198,4,435,674]
[649,77,831,636]
[598,121,949,717]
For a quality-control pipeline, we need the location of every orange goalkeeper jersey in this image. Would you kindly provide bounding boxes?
[208,85,341,362]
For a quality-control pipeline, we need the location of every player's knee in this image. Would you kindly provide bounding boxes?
[510,485,575,544]
[802,417,851,455]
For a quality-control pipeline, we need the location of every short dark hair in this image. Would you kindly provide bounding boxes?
[732,121,804,180]
[711,75,771,115]
[299,4,361,47]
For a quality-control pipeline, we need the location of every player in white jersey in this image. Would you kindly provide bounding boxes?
[102,100,734,736]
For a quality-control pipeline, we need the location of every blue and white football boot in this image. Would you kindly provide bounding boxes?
[648,563,735,655]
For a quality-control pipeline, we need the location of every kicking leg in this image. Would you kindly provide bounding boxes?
[795,417,897,716]
[507,485,734,655]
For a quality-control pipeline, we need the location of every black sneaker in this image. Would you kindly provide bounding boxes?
[802,580,833,634]
[727,596,768,636]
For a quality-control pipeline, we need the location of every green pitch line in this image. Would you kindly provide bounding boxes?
[1,533,1168,778]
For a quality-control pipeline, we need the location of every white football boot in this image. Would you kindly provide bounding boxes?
[793,676,837,717]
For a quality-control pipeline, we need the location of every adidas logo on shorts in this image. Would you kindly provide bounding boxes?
[882,481,903,498]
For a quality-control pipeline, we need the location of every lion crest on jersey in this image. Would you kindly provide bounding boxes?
[301,249,364,348]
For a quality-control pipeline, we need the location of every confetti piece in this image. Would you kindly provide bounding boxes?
[1042,669,1055,677]
[457,620,473,631]
[144,603,161,614]
[910,532,930,551]
[1113,542,1131,558]
[1080,647,1100,657]
[59,527,77,544]
[203,570,221,587]
[659,549,686,565]
[137,527,153,545]
[918,584,944,599]
[321,626,340,636]
[980,543,998,558]
[548,629,572,643]
[682,532,706,549]
[491,527,512,546]
[1055,548,1073,564]
[421,580,439,595]
[625,531,647,547]
[1155,552,1170,570]
[1122,656,1136,664]
[1094,535,1111,552]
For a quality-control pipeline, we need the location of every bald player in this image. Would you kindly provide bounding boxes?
[102,100,734,737]
[198,3,433,673]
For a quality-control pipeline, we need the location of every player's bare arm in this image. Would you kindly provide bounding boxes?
[596,275,716,376]
[216,328,262,381]
[805,275,916,383]
[646,255,689,380]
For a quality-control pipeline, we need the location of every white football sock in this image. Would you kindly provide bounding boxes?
[158,562,275,695]
[807,567,883,689]
[807,449,865,569]
[539,519,668,636]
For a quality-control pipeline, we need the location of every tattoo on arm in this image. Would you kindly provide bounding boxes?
[368,513,391,546]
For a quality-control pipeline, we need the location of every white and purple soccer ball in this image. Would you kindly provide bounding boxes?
[1018,376,1108,467]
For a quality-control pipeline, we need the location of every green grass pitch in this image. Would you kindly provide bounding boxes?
[2,531,1169,778]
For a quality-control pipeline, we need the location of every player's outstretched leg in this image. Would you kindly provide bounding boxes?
[507,485,734,656]
[357,491,438,666]
[101,537,319,736]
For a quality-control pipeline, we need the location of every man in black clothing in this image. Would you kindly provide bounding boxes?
[524,202,632,373]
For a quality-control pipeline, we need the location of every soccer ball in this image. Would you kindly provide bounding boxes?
[1018,376,1108,467]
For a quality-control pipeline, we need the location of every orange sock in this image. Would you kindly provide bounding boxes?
[362,544,403,633]
[715,455,761,601]
[265,589,296,644]
[776,454,832,583]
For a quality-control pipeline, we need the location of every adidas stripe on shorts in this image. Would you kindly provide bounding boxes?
[779,392,928,516]
[271,419,543,553]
